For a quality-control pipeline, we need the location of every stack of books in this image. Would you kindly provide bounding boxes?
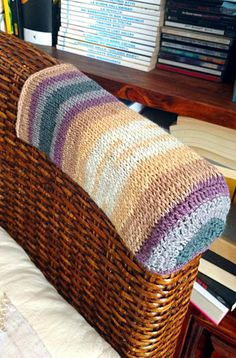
[170,115,236,324]
[192,242,236,325]
[157,0,236,81]
[170,116,236,171]
[191,202,236,325]
[57,0,165,71]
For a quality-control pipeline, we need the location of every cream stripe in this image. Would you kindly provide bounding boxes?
[74,108,142,185]
[90,134,171,199]
[84,120,166,193]
[92,138,183,214]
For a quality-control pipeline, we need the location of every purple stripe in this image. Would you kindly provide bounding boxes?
[53,95,117,166]
[136,174,229,263]
[28,70,83,143]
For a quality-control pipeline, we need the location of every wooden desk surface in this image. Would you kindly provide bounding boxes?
[39,46,236,130]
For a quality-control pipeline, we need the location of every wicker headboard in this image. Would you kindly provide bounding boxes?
[0,32,200,358]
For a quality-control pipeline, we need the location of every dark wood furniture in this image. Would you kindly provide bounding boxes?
[39,46,236,130]
[176,305,236,358]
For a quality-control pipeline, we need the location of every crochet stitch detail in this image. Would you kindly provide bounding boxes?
[16,63,230,274]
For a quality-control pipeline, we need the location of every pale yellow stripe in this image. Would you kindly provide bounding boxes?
[17,64,77,140]
[74,107,142,186]
[90,133,169,198]
[62,102,132,180]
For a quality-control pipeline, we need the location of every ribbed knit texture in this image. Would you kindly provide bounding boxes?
[16,63,230,274]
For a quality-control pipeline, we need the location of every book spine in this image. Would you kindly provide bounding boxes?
[165,15,236,36]
[58,34,156,56]
[159,52,224,70]
[56,44,153,71]
[3,0,13,34]
[161,33,230,50]
[60,15,158,32]
[161,41,228,59]
[157,63,221,82]
[191,281,229,325]
[158,58,222,75]
[60,20,158,37]
[196,277,230,308]
[166,8,236,24]
[161,26,232,45]
[9,0,23,38]
[160,47,226,65]
[60,24,158,42]
[165,20,226,36]
[197,272,236,311]
[61,1,161,16]
[62,0,162,8]
[233,78,236,103]
[166,0,226,14]
[60,9,160,27]
[59,28,157,46]
[57,36,153,63]
[202,250,235,275]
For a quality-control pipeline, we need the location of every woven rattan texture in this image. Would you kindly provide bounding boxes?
[0,32,200,357]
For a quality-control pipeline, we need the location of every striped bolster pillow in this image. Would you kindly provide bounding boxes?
[16,63,230,274]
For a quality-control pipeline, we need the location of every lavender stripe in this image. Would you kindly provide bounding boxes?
[53,95,117,166]
[29,70,83,143]
[136,174,229,261]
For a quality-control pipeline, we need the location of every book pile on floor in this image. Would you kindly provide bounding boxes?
[170,115,236,324]
[157,0,236,81]
[57,0,165,71]
[191,202,236,325]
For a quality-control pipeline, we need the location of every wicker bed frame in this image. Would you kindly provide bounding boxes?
[0,32,200,357]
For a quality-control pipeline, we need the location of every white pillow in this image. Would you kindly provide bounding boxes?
[0,227,119,358]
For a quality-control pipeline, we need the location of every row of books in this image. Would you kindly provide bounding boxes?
[57,0,165,71]
[170,116,236,324]
[157,0,236,82]
[1,1,236,84]
[1,0,60,46]
[192,186,235,325]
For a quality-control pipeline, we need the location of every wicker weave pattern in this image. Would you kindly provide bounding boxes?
[0,32,200,357]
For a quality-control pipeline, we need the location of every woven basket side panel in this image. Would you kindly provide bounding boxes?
[0,33,200,357]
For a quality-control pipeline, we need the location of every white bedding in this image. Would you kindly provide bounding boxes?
[0,227,119,358]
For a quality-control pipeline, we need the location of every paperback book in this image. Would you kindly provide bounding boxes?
[58,0,166,71]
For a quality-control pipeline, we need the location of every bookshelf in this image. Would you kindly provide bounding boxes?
[177,304,236,358]
[39,45,236,130]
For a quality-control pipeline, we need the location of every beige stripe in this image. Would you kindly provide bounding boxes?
[90,133,170,198]
[62,102,132,180]
[16,64,78,140]
[74,107,142,185]
[118,155,215,252]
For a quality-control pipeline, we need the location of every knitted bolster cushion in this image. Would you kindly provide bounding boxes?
[16,63,230,275]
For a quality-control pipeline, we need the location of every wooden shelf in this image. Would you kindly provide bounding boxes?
[39,46,236,130]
